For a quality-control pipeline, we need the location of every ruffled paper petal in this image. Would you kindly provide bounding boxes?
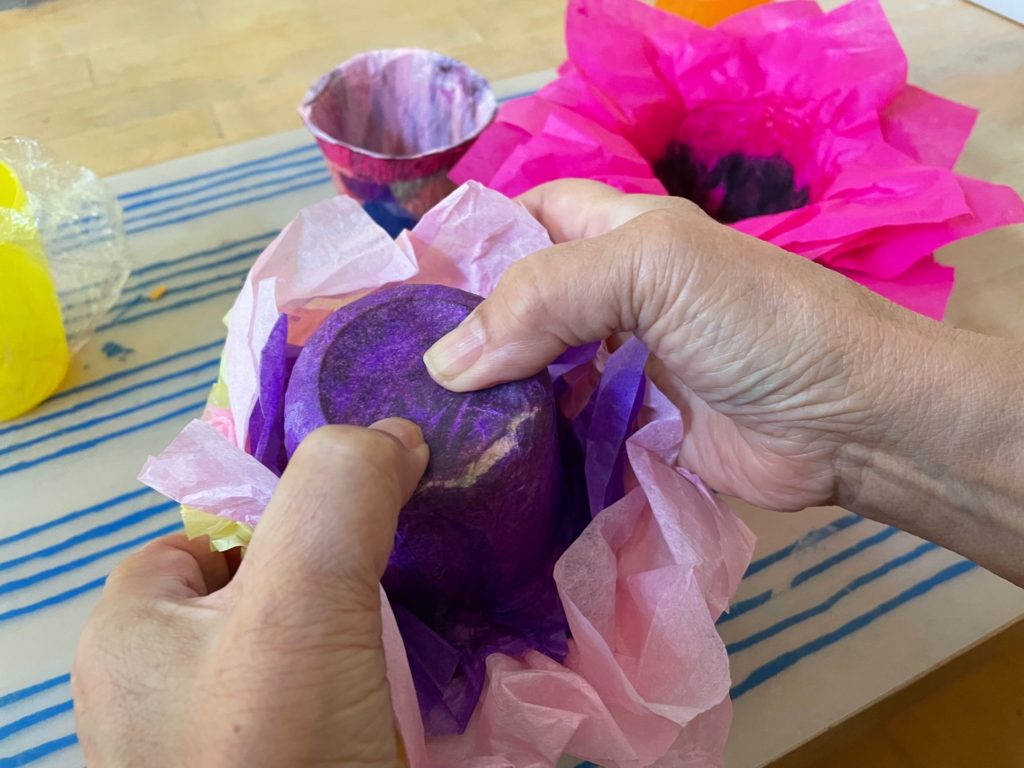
[138,419,277,528]
[180,505,254,551]
[453,0,1024,321]
[400,181,553,295]
[248,313,300,476]
[880,85,977,169]
[583,337,648,517]
[836,257,955,321]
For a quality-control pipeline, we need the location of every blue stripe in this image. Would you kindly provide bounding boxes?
[122,154,324,213]
[0,381,213,459]
[0,501,177,573]
[97,264,247,327]
[117,144,318,202]
[51,157,318,247]
[0,490,154,548]
[105,264,250,326]
[721,527,903,627]
[744,515,861,577]
[96,283,244,332]
[55,87,534,248]
[0,576,107,624]
[123,174,332,236]
[119,247,261,295]
[0,676,69,711]
[727,542,938,655]
[0,356,220,439]
[60,246,260,323]
[0,522,180,598]
[731,558,976,698]
[0,733,77,767]
[717,588,772,625]
[790,526,901,588]
[0,399,206,478]
[55,232,273,303]
[130,232,275,278]
[0,701,73,743]
[125,167,327,226]
[46,339,223,404]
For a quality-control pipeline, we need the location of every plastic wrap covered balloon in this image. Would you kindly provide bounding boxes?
[0,137,129,420]
[139,182,755,767]
[451,0,1024,320]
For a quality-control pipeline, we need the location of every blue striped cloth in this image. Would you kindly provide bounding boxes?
[0,97,986,768]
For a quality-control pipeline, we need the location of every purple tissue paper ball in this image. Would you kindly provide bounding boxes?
[284,283,560,609]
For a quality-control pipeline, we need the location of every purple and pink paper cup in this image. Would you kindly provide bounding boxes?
[300,49,497,237]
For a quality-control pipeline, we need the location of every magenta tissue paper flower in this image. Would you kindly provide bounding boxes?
[451,0,1024,319]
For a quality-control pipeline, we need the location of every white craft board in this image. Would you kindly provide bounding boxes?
[967,0,1024,25]
[1,70,1021,768]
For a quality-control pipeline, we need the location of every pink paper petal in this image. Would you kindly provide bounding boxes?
[402,181,553,295]
[880,85,977,169]
[837,257,954,321]
[454,0,1024,320]
[138,419,277,527]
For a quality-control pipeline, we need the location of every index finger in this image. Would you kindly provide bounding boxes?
[103,532,232,602]
[517,179,693,243]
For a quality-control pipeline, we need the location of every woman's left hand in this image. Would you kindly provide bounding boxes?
[72,419,428,768]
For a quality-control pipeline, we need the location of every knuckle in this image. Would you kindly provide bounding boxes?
[493,258,550,328]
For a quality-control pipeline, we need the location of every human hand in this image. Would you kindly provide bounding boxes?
[423,180,1024,584]
[72,420,428,767]
[424,179,910,512]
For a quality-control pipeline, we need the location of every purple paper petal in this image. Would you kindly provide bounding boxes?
[248,313,300,476]
[584,337,649,516]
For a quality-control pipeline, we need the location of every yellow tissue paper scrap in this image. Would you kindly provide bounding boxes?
[180,505,253,552]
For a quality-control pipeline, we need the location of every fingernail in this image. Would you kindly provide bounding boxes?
[423,313,486,383]
[369,418,425,451]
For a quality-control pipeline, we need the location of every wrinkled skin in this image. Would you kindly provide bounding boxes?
[73,420,427,768]
[426,180,1024,585]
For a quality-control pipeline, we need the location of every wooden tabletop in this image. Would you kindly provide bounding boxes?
[2,0,1022,765]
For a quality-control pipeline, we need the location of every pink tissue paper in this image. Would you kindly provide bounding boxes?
[451,0,1024,320]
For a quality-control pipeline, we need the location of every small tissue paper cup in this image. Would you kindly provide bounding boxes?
[300,48,497,237]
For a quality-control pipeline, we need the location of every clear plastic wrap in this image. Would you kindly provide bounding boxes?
[1,136,130,353]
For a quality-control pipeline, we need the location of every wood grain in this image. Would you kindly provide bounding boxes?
[1,0,1021,765]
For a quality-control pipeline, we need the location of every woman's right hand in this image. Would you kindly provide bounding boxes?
[424,180,1024,585]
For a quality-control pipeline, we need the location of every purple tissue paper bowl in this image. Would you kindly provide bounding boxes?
[284,283,560,605]
[299,49,498,236]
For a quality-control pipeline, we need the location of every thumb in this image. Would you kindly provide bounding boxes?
[205,419,427,766]
[423,202,698,392]
[233,418,428,624]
